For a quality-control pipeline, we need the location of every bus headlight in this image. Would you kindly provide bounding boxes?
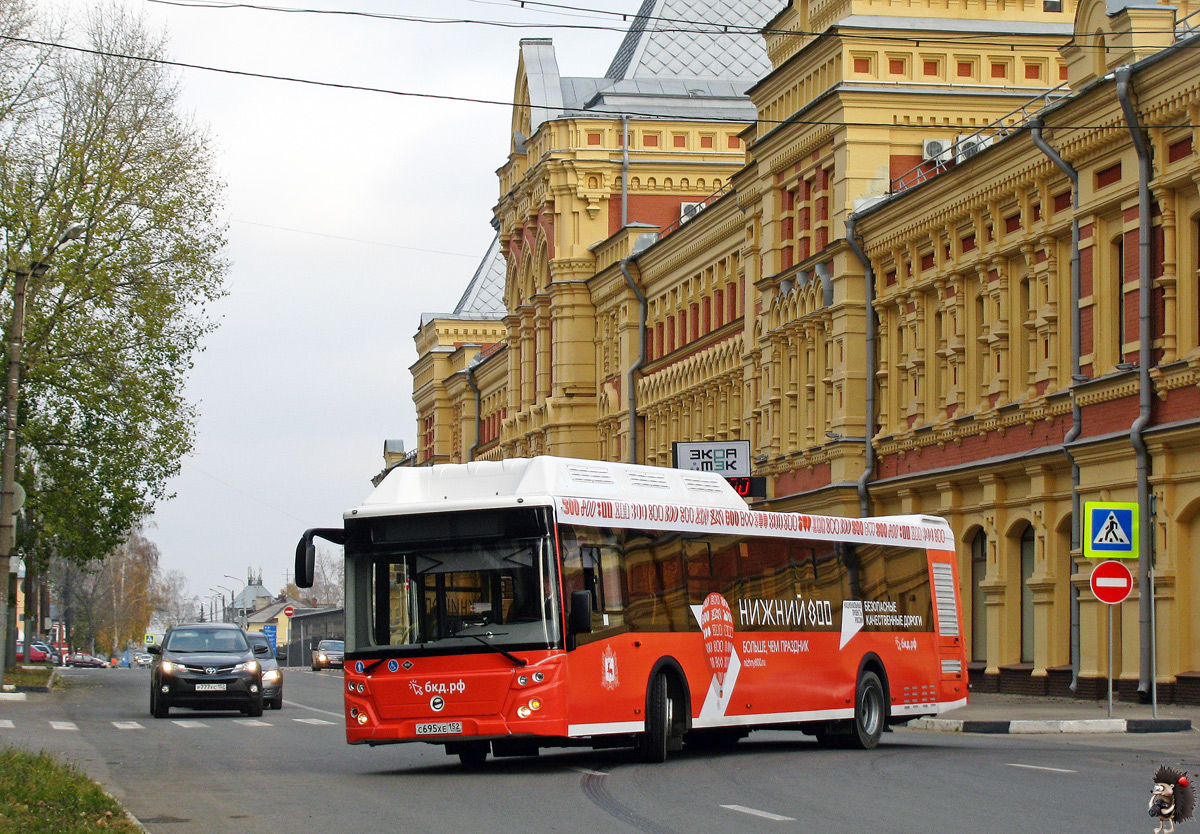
[357,713,369,725]
[528,698,542,711]
[517,706,532,718]
[532,672,544,683]
[517,675,529,686]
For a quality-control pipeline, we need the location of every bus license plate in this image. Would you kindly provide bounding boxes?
[194,683,226,691]
[415,722,461,736]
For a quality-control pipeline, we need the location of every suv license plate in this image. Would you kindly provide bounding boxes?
[195,683,226,691]
[415,722,461,736]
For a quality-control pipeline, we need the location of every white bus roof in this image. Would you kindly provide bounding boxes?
[358,456,749,515]
[352,457,953,551]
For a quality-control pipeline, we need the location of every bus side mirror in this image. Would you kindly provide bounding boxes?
[295,528,346,589]
[295,533,316,588]
[568,590,593,635]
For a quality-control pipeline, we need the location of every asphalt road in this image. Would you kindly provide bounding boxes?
[2,667,1197,833]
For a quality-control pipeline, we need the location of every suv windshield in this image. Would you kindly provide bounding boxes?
[165,628,249,653]
[318,641,343,651]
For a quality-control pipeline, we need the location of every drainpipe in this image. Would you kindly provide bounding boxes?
[1115,66,1155,708]
[621,115,630,227]
[465,360,481,462]
[1030,118,1083,690]
[845,214,876,518]
[620,256,647,464]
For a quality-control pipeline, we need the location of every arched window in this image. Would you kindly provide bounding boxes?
[971,529,987,662]
[1020,524,1035,663]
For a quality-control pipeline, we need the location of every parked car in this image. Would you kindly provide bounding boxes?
[311,639,344,671]
[67,653,107,668]
[33,642,62,665]
[246,632,283,710]
[15,643,48,663]
[148,622,266,718]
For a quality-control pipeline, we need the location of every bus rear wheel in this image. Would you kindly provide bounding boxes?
[846,670,885,750]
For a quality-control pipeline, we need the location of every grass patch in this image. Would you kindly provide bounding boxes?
[2,665,54,689]
[0,747,141,833]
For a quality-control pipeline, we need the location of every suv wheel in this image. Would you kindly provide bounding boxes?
[151,686,170,719]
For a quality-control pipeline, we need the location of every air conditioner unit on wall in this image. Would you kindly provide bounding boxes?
[922,137,952,164]
[955,133,993,164]
[679,201,705,223]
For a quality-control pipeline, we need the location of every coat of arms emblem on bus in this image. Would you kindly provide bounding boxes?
[601,644,619,690]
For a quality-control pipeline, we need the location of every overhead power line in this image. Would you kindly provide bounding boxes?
[4,34,1194,130]
[143,0,1192,50]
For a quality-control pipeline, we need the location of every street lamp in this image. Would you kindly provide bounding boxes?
[224,574,248,628]
[0,222,86,682]
[212,585,233,623]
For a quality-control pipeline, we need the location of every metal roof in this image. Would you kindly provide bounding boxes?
[605,0,776,80]
[419,235,507,327]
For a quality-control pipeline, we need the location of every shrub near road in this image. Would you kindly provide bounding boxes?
[0,747,141,833]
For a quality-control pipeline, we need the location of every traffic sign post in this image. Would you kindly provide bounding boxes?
[1090,559,1134,717]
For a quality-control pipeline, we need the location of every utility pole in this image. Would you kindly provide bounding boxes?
[0,223,85,685]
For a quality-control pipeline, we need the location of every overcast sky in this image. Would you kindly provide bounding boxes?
[75,0,649,612]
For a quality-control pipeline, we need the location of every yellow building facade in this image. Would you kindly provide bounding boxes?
[412,0,1200,702]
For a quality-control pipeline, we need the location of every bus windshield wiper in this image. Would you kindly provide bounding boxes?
[459,632,526,667]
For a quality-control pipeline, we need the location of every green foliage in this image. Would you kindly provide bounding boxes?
[0,747,142,833]
[0,3,228,566]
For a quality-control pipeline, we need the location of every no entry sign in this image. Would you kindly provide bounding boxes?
[283,605,295,618]
[1090,560,1134,605]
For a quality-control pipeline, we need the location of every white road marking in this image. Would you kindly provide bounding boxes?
[49,721,78,731]
[283,700,343,718]
[292,718,336,725]
[1005,763,1077,773]
[573,767,609,777]
[234,719,271,727]
[171,720,207,728]
[112,721,144,730]
[0,719,13,729]
[720,805,796,822]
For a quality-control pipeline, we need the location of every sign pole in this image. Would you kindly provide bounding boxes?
[1107,604,1113,718]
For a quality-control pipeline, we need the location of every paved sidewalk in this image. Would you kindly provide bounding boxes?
[907,691,1198,734]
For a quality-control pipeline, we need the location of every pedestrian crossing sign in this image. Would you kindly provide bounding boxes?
[1084,501,1138,559]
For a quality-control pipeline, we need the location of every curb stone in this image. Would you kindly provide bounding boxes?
[906,717,1193,734]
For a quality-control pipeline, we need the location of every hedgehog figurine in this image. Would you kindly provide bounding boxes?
[1150,765,1195,833]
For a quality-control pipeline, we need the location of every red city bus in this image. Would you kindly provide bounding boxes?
[296,456,967,766]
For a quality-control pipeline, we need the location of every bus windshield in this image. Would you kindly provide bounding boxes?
[345,508,562,656]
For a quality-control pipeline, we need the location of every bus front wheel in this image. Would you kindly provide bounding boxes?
[456,741,489,768]
[847,670,885,750]
[636,673,675,763]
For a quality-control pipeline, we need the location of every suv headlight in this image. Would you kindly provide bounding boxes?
[232,660,259,674]
[161,660,183,674]
[262,669,281,682]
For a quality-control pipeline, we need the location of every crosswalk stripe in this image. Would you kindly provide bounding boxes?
[292,718,335,726]
[112,721,144,730]
[234,719,271,727]
[50,721,78,731]
[171,720,207,728]
[0,719,13,729]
